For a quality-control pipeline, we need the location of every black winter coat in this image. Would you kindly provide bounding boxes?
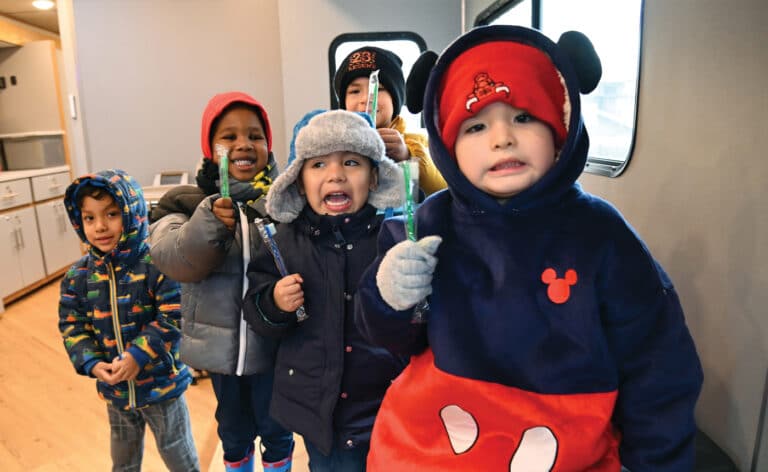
[243,204,407,455]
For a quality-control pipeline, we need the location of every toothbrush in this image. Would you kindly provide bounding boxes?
[215,143,230,198]
[255,218,309,322]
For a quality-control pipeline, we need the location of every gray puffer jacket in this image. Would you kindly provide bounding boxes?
[149,184,276,375]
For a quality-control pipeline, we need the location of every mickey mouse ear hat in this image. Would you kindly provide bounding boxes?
[407,26,602,155]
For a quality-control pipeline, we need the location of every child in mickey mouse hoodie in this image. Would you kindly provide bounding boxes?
[356,25,703,471]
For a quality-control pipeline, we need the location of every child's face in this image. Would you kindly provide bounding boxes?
[211,106,269,182]
[454,101,556,199]
[298,151,378,216]
[81,195,123,253]
[344,76,394,128]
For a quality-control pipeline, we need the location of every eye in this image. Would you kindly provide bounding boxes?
[83,215,94,222]
[463,122,486,134]
[249,133,265,141]
[515,112,536,123]
[344,159,361,167]
[310,160,325,169]
[219,134,236,141]
[108,211,120,218]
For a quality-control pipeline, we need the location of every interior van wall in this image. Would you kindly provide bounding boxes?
[276,0,461,168]
[581,1,767,469]
[465,0,768,469]
[70,0,285,186]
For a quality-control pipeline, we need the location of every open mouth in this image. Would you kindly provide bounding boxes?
[323,192,352,212]
[231,158,256,170]
[491,159,525,171]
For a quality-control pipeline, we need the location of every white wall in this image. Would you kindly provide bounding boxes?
[66,0,459,185]
[0,41,61,135]
[69,0,285,186]
[581,2,768,469]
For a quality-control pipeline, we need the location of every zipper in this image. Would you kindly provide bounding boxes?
[107,262,136,408]
[235,203,249,376]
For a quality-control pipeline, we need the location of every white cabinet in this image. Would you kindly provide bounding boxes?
[35,199,82,275]
[0,206,46,297]
[0,166,79,303]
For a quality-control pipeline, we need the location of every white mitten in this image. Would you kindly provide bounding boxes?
[376,235,442,311]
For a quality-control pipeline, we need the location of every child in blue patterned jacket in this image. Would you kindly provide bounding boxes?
[59,169,199,471]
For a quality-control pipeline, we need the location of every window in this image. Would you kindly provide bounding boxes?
[476,0,644,177]
[329,32,427,132]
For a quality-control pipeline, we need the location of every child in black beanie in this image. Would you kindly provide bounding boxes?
[335,46,446,196]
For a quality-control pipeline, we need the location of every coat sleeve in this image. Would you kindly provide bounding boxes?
[355,219,428,356]
[149,195,233,283]
[58,261,107,376]
[599,218,703,471]
[124,269,183,369]
[242,233,298,338]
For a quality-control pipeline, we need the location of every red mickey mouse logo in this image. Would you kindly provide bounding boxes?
[541,268,578,304]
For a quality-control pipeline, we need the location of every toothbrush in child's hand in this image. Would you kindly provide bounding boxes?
[215,144,230,198]
[400,159,429,323]
[255,218,309,322]
[365,70,380,125]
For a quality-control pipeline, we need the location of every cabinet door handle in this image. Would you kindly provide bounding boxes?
[13,227,21,250]
[58,204,68,233]
[1,191,19,200]
[13,216,24,248]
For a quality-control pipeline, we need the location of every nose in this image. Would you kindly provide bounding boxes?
[355,87,369,111]
[235,135,254,151]
[492,122,515,149]
[94,217,108,232]
[326,161,346,182]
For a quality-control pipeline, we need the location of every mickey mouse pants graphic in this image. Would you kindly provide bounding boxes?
[367,350,622,471]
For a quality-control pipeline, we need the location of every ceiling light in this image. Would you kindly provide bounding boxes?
[32,1,56,10]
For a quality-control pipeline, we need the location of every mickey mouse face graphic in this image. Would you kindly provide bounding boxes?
[541,268,578,304]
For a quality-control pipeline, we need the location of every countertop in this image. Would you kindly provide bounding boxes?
[0,165,70,183]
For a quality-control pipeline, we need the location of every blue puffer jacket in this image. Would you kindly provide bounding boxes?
[59,169,191,410]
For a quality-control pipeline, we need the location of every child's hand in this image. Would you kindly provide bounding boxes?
[213,197,236,231]
[111,352,140,383]
[274,274,304,312]
[376,236,442,311]
[92,361,119,385]
[378,128,410,162]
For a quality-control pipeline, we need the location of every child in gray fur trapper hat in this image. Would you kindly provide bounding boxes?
[242,109,407,466]
[266,109,403,222]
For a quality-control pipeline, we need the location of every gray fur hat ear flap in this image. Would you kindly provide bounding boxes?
[266,109,403,223]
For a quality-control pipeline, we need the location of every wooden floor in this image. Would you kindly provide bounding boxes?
[0,278,309,471]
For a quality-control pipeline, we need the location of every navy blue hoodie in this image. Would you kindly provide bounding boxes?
[356,25,702,471]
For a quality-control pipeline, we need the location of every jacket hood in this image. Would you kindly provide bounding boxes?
[266,109,403,223]
[422,25,601,214]
[64,169,149,265]
[200,91,273,158]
